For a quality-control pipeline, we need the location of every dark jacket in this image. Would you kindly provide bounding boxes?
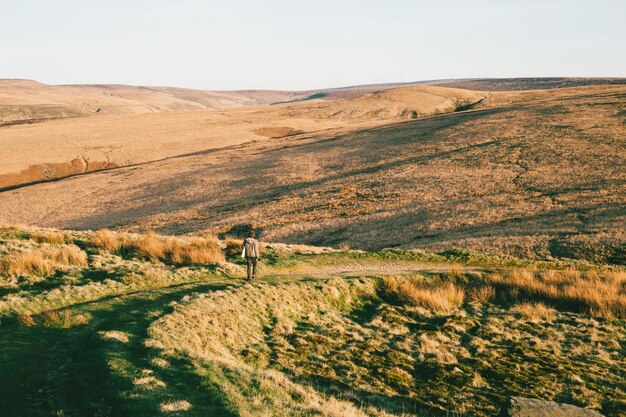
[243,237,260,258]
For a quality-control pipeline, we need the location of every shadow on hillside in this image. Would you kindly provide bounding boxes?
[0,282,235,417]
[61,107,503,232]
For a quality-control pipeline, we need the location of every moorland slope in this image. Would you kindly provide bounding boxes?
[1,84,623,262]
[0,85,484,189]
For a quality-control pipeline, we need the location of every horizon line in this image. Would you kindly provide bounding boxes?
[2,76,626,93]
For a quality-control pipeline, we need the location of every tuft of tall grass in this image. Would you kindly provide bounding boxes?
[2,251,55,276]
[468,286,496,304]
[130,233,224,266]
[91,228,124,253]
[30,230,67,245]
[0,245,87,277]
[383,275,464,314]
[224,238,244,258]
[511,301,557,322]
[46,245,88,267]
[18,310,89,328]
[90,230,225,266]
[487,269,626,319]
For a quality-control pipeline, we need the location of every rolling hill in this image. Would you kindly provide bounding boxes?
[0,84,485,190]
[0,81,624,262]
[1,77,625,417]
[0,79,306,124]
[0,79,453,126]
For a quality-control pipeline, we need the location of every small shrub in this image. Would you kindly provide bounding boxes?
[468,286,495,304]
[18,310,89,328]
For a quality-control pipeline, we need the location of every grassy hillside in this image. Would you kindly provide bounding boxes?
[0,78,484,126]
[2,85,622,262]
[0,227,624,416]
[440,77,626,91]
[0,79,308,125]
[0,84,484,190]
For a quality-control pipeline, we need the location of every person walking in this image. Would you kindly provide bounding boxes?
[242,231,260,281]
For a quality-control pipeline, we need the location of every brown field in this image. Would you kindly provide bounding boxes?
[440,77,626,91]
[0,79,624,263]
[2,76,625,417]
[0,82,483,189]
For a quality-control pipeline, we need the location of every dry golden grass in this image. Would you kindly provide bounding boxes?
[29,230,66,245]
[0,245,87,277]
[487,269,626,319]
[91,228,124,252]
[99,330,131,343]
[446,264,464,279]
[90,230,224,266]
[468,286,496,304]
[511,302,557,322]
[224,238,243,257]
[127,233,224,266]
[339,242,351,252]
[131,232,167,260]
[1,251,55,276]
[45,245,88,267]
[159,400,192,412]
[383,276,464,314]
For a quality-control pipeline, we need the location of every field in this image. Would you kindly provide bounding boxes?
[0,78,625,416]
[0,226,624,416]
[1,81,624,262]
[0,82,482,190]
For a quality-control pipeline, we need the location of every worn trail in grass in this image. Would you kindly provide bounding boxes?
[1,227,623,416]
[0,280,236,417]
[0,264,462,417]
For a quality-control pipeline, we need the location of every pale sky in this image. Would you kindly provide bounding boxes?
[1,0,625,90]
